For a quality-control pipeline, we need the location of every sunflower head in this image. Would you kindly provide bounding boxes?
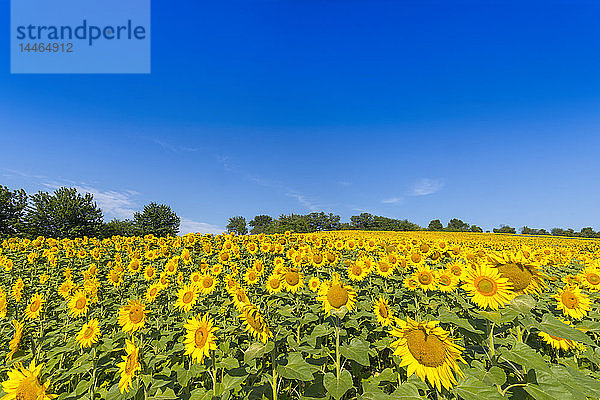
[118,299,148,333]
[317,275,357,316]
[390,318,465,391]
[184,314,218,364]
[0,360,55,400]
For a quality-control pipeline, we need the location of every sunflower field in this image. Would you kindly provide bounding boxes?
[1,231,600,400]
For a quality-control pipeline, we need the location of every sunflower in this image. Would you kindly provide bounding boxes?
[390,318,465,391]
[317,274,357,315]
[280,267,304,293]
[68,291,89,318]
[117,339,141,393]
[348,261,368,281]
[107,269,123,287]
[413,265,437,292]
[265,274,282,294]
[554,285,591,320]
[446,261,466,281]
[538,319,585,352]
[143,265,156,281]
[76,318,101,348]
[462,265,515,310]
[184,314,218,363]
[373,297,394,326]
[375,260,395,278]
[12,279,24,303]
[578,265,600,292]
[198,274,217,295]
[240,304,272,343]
[244,268,260,286]
[175,284,200,313]
[24,293,44,321]
[232,288,250,311]
[0,360,56,400]
[145,282,162,303]
[403,276,419,291]
[128,259,142,274]
[435,271,459,293]
[118,299,148,333]
[487,251,546,295]
[0,288,7,319]
[7,320,24,361]
[308,276,321,292]
[58,280,74,298]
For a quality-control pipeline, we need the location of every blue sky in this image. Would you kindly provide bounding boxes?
[1,1,600,234]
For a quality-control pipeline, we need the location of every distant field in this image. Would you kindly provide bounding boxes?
[1,231,599,400]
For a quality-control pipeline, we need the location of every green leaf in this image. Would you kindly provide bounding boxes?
[243,342,268,364]
[524,371,579,400]
[550,365,600,399]
[500,342,551,374]
[276,352,318,381]
[152,388,178,400]
[537,314,594,346]
[340,338,370,366]
[222,368,248,392]
[508,294,536,314]
[323,370,353,400]
[452,377,505,400]
[75,380,90,396]
[389,381,427,399]
[437,308,483,334]
[189,388,212,400]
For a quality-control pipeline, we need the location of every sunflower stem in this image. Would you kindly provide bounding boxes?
[211,350,217,397]
[335,316,341,381]
[271,341,278,400]
[489,322,495,357]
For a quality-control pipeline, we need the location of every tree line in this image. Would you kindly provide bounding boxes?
[227,213,600,238]
[0,185,180,239]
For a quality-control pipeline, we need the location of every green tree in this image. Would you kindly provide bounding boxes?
[428,219,444,231]
[579,227,597,238]
[470,225,483,232]
[521,226,537,235]
[133,202,180,237]
[100,218,139,238]
[350,213,375,230]
[446,218,469,232]
[226,216,248,235]
[25,187,103,238]
[0,185,28,236]
[493,225,516,234]
[249,215,274,234]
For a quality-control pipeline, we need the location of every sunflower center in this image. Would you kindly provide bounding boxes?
[183,291,193,304]
[420,244,430,253]
[248,271,257,281]
[352,265,362,276]
[410,253,421,263]
[327,284,348,309]
[561,291,579,309]
[125,352,138,374]
[194,326,208,347]
[269,278,280,289]
[314,255,323,264]
[84,326,95,339]
[379,303,389,318]
[246,312,263,330]
[451,266,462,276]
[406,329,446,368]
[418,272,432,285]
[285,271,300,286]
[15,376,43,400]
[30,300,41,312]
[475,277,497,296]
[586,273,600,285]
[497,263,532,292]
[202,277,214,288]
[76,297,86,310]
[129,307,144,324]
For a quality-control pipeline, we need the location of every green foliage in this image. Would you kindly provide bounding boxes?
[446,218,470,232]
[493,225,517,234]
[226,216,248,235]
[427,219,444,231]
[99,218,139,238]
[248,215,274,234]
[25,187,103,238]
[0,185,27,236]
[133,202,180,237]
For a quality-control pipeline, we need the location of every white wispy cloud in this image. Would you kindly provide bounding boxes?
[285,191,320,211]
[74,186,139,220]
[382,197,403,204]
[338,181,352,187]
[410,179,443,196]
[180,218,224,235]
